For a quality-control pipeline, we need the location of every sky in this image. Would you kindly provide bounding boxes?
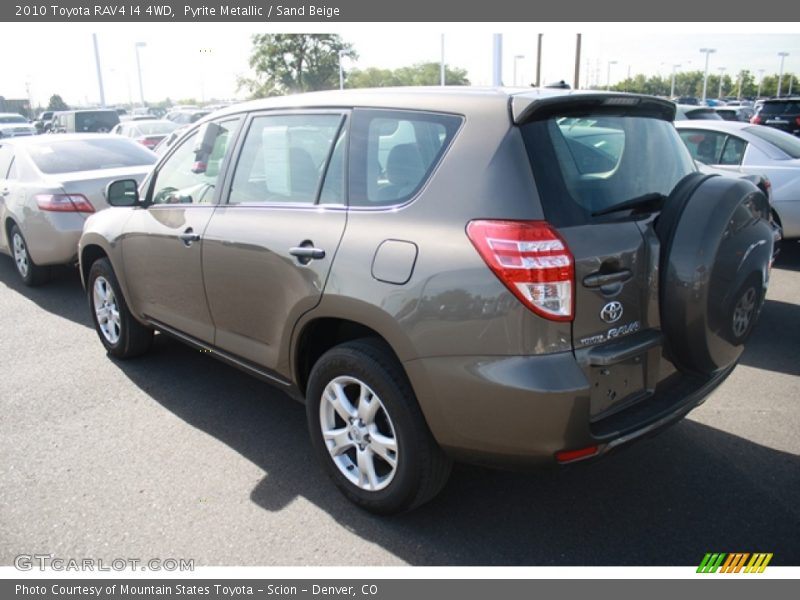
[1,23,798,109]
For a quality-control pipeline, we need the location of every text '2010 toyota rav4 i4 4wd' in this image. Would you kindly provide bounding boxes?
[79,88,776,514]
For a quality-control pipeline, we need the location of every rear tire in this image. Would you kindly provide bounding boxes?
[9,224,49,286]
[88,257,153,358]
[306,339,452,514]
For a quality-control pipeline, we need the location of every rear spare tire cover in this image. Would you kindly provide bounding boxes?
[657,174,773,375]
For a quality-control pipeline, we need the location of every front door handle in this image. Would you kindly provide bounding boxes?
[583,269,632,288]
[0,188,9,197]
[179,228,201,246]
[289,245,326,265]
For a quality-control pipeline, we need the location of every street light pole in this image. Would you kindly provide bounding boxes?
[699,48,716,104]
[135,42,146,107]
[757,69,765,98]
[338,50,345,90]
[670,64,681,98]
[717,67,726,99]
[606,60,617,91]
[440,34,445,86]
[513,55,525,86]
[777,52,789,98]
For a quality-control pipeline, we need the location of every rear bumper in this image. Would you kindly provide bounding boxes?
[405,346,732,468]
[20,212,85,266]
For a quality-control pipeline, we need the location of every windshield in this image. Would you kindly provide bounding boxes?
[745,125,800,159]
[27,139,157,174]
[0,115,28,124]
[522,114,696,226]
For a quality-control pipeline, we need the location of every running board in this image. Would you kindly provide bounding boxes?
[146,318,293,389]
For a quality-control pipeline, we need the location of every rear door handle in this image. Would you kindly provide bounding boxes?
[179,228,201,246]
[583,269,632,288]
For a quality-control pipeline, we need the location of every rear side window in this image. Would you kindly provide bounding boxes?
[522,115,696,226]
[349,109,462,207]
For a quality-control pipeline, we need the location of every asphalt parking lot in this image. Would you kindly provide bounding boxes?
[1,243,799,567]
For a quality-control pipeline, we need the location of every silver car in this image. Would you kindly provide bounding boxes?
[675,120,800,239]
[0,134,157,285]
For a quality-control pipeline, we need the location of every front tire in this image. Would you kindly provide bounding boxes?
[88,257,153,358]
[10,224,49,286]
[306,339,452,514]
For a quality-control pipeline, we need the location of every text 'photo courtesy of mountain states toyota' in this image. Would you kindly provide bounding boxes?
[76,88,777,514]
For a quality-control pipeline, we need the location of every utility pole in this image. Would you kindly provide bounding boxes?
[573,34,581,90]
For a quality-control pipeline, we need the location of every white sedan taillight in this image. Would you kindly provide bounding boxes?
[467,220,574,321]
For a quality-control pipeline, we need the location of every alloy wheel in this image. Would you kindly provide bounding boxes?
[93,276,121,345]
[319,376,399,492]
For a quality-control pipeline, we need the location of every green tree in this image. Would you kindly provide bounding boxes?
[348,62,470,88]
[47,94,69,111]
[238,34,356,98]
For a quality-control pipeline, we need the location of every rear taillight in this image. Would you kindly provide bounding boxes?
[795,117,800,127]
[750,115,762,125]
[467,220,574,321]
[136,136,161,149]
[35,194,95,213]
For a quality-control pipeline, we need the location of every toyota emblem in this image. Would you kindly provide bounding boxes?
[600,301,623,324]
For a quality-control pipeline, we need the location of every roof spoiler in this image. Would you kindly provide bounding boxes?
[512,93,676,125]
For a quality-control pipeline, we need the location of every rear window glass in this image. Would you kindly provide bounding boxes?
[686,108,722,120]
[74,111,121,132]
[27,139,157,174]
[349,109,462,207]
[744,125,800,159]
[759,101,800,115]
[522,115,696,226]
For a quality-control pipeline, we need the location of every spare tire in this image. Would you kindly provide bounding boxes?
[656,174,773,375]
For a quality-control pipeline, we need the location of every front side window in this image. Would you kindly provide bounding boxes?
[228,113,344,205]
[150,117,242,205]
[349,109,462,207]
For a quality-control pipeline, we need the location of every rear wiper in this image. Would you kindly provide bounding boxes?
[592,192,667,216]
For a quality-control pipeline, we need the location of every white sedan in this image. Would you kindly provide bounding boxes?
[675,120,800,239]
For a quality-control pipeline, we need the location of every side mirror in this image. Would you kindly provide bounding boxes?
[191,122,223,173]
[106,179,140,207]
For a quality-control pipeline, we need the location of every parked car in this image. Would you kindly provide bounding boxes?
[51,109,121,134]
[715,106,755,122]
[33,111,54,133]
[675,120,800,239]
[0,113,37,138]
[0,134,157,285]
[111,119,179,150]
[165,109,210,125]
[751,97,800,136]
[79,89,774,513]
[673,104,723,120]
